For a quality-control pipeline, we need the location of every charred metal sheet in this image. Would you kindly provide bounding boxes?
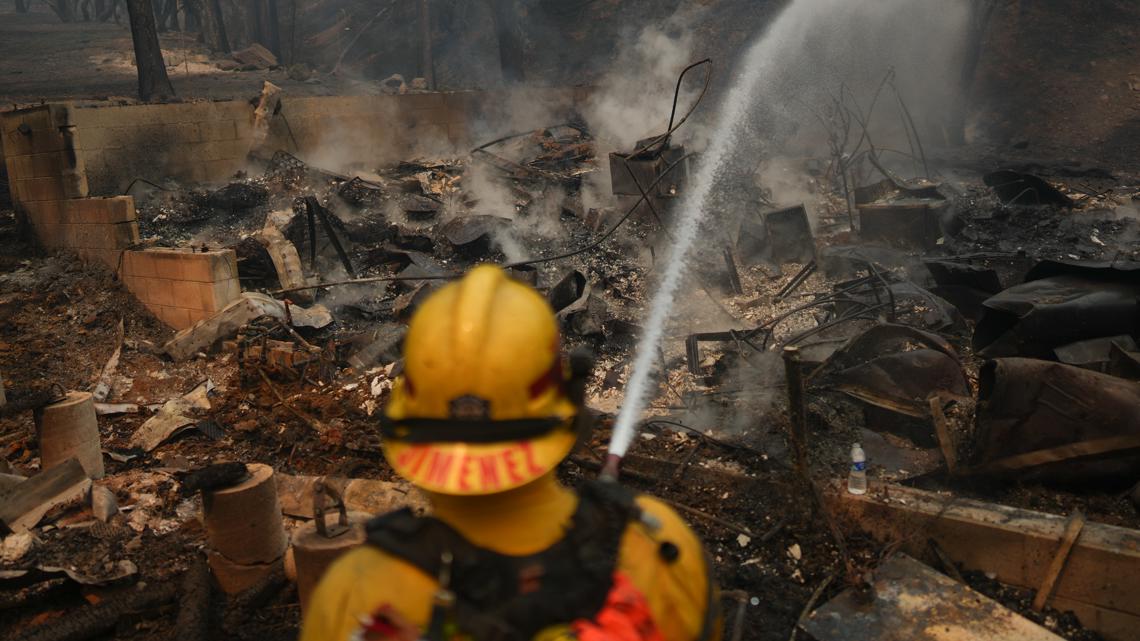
[983,170,1074,207]
[858,199,948,249]
[925,258,1004,321]
[608,140,688,198]
[809,325,969,438]
[440,215,512,258]
[1108,343,1140,380]
[737,205,815,266]
[207,182,269,210]
[508,264,538,286]
[974,261,1140,358]
[803,553,1064,641]
[548,270,587,314]
[975,358,1140,486]
[1054,335,1138,372]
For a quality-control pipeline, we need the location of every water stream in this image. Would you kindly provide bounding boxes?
[607,0,970,457]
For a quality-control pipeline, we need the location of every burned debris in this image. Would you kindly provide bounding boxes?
[3,1,1140,640]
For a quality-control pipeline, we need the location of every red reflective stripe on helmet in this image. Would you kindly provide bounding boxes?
[528,357,562,399]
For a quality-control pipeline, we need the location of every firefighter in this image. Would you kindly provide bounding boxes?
[301,265,721,641]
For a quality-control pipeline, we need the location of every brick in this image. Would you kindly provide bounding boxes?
[146,277,176,308]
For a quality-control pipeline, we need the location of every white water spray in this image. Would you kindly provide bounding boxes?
[608,0,970,458]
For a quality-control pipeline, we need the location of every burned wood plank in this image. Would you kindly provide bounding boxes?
[803,553,1063,641]
[1033,509,1086,612]
[825,482,1140,641]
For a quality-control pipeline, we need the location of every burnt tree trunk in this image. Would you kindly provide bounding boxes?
[419,0,434,88]
[188,0,229,53]
[488,0,524,84]
[125,0,176,101]
[245,0,265,47]
[53,0,78,22]
[264,0,282,61]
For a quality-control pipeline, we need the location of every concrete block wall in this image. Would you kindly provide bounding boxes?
[68,101,254,195]
[265,87,592,168]
[32,197,141,268]
[120,248,241,330]
[1,104,89,204]
[1,105,140,270]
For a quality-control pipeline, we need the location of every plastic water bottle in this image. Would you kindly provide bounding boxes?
[848,443,867,495]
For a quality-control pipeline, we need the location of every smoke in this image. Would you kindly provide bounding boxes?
[583,18,701,151]
[610,0,975,457]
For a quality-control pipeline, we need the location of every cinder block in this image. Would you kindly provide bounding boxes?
[146,277,176,308]
[161,306,193,330]
[81,196,137,224]
[8,155,33,181]
[201,120,237,142]
[165,122,202,143]
[199,278,241,312]
[213,100,253,120]
[187,309,210,327]
[180,249,237,283]
[170,279,202,309]
[30,130,67,154]
[33,221,63,248]
[122,250,157,279]
[148,249,190,281]
[29,199,64,226]
[22,177,65,202]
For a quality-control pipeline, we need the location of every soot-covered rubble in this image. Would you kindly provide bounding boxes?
[2,108,1140,641]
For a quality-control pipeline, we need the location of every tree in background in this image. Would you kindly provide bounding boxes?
[125,0,176,101]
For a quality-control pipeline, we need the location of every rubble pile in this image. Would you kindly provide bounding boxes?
[3,115,1140,640]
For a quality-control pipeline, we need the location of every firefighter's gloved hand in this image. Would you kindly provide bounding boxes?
[533,573,665,641]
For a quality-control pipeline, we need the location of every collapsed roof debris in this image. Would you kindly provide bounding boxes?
[3,1,1140,639]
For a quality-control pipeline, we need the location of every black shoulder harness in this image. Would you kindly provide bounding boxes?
[364,481,642,641]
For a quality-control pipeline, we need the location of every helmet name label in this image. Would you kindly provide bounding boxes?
[394,442,546,493]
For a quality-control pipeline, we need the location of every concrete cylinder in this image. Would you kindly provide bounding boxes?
[207,550,280,595]
[293,511,368,614]
[202,463,287,566]
[34,391,103,479]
